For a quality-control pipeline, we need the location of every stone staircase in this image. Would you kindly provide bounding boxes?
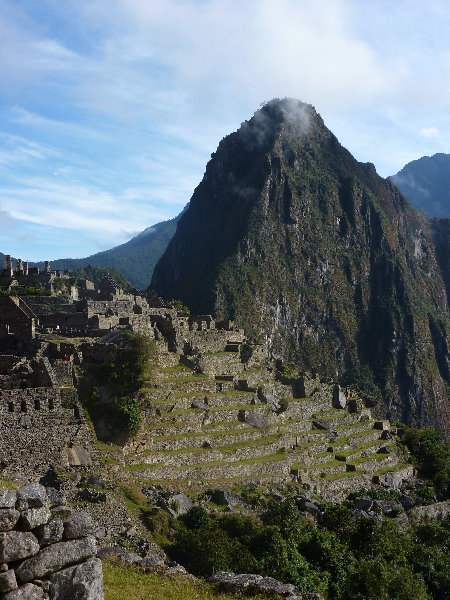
[118,344,410,498]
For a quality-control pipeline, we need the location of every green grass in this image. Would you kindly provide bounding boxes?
[334,439,385,459]
[159,365,190,373]
[374,462,409,476]
[97,440,121,451]
[103,559,273,600]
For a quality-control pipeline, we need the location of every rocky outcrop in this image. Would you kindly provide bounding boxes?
[0,484,103,600]
[151,98,450,438]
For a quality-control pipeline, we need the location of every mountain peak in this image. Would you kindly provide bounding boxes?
[151,102,450,437]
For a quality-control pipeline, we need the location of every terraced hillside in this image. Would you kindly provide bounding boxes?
[115,339,412,500]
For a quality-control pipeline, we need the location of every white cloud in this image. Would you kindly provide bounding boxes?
[420,127,439,138]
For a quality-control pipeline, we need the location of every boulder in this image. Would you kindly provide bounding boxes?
[191,400,209,411]
[0,491,16,510]
[77,488,107,504]
[0,509,20,532]
[44,488,66,508]
[34,519,64,547]
[49,557,104,600]
[242,411,270,429]
[0,531,40,563]
[257,387,280,411]
[15,536,97,583]
[0,569,17,593]
[16,484,47,511]
[20,507,51,530]
[159,493,193,517]
[86,476,107,490]
[63,512,95,539]
[212,489,244,508]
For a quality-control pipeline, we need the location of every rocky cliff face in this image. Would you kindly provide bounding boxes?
[151,99,450,437]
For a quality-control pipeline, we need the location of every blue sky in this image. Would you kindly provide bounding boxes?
[1,0,449,261]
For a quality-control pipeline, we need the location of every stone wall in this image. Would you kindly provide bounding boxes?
[0,483,103,599]
[0,388,98,477]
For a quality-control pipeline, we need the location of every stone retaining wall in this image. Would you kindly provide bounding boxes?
[0,483,103,599]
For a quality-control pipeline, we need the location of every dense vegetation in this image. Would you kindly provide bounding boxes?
[85,333,156,435]
[168,499,448,600]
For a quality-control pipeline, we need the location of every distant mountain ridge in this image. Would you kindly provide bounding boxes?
[151,98,450,437]
[0,211,184,289]
[391,153,450,218]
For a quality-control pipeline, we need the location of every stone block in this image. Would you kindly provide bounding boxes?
[49,557,104,600]
[63,512,95,539]
[15,536,97,583]
[51,506,72,520]
[0,569,17,593]
[0,509,20,532]
[4,583,48,599]
[0,531,40,562]
[211,489,243,508]
[34,519,64,546]
[68,446,92,467]
[0,491,17,509]
[332,384,346,409]
[16,484,48,511]
[20,507,51,530]
[44,487,66,508]
[242,410,269,428]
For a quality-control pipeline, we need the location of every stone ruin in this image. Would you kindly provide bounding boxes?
[0,483,103,599]
[0,257,65,296]
[0,268,415,500]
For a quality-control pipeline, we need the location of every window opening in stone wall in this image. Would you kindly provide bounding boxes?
[74,406,81,419]
[8,402,14,412]
[21,400,27,412]
[48,397,54,410]
[34,398,41,410]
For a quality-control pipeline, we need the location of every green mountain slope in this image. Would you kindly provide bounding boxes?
[151,99,450,437]
[36,212,182,289]
[391,153,450,218]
